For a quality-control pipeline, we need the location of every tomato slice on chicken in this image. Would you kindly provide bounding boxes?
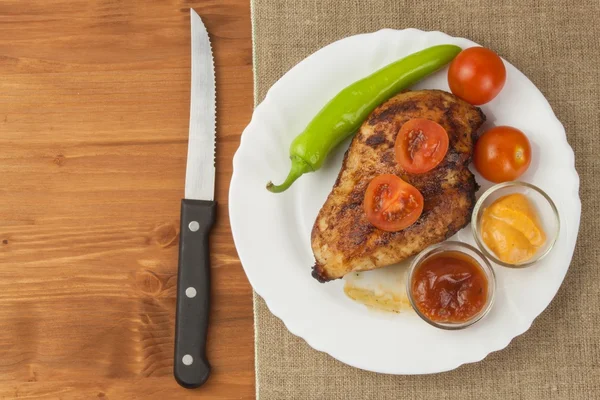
[395,118,449,174]
[363,174,424,232]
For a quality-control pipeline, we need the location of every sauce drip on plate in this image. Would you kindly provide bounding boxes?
[410,251,488,323]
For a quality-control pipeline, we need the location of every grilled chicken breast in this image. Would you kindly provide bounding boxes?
[311,90,486,282]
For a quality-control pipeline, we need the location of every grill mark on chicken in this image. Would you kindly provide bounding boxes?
[368,100,420,125]
[365,132,387,147]
[311,90,485,282]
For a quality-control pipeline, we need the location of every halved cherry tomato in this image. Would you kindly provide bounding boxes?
[363,174,424,232]
[395,118,449,174]
[473,126,532,183]
[448,47,506,105]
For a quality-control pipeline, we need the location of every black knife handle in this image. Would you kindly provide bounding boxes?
[174,199,216,389]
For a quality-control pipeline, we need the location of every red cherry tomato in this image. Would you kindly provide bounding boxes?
[448,47,506,105]
[473,126,532,183]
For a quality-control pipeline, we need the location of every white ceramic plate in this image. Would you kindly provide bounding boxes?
[229,29,580,374]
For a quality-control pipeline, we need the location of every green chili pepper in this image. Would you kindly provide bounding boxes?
[266,44,462,193]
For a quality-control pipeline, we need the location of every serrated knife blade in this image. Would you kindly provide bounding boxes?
[185,9,216,201]
[174,9,217,390]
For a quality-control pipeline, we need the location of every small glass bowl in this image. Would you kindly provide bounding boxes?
[472,181,560,268]
[406,241,496,330]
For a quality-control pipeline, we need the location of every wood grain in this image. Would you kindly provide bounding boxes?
[0,0,255,398]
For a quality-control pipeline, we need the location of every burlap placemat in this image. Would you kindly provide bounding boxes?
[250,1,599,398]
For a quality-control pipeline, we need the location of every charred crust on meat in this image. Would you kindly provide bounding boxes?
[332,147,353,188]
[443,104,464,141]
[365,132,387,147]
[347,222,373,247]
[368,100,420,125]
[348,187,365,204]
[445,150,461,165]
[470,107,487,130]
[381,150,395,165]
[426,94,447,111]
[373,231,393,247]
[468,107,486,141]
[338,201,360,218]
[311,265,330,283]
[418,181,444,199]
[466,173,479,211]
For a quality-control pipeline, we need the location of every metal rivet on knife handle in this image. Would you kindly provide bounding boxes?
[185,287,197,298]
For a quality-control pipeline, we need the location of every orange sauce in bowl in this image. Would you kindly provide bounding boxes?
[411,251,488,323]
[481,193,546,264]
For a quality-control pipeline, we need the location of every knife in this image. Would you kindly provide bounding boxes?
[173,9,216,389]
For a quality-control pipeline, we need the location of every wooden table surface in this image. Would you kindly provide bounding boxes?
[0,0,255,398]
